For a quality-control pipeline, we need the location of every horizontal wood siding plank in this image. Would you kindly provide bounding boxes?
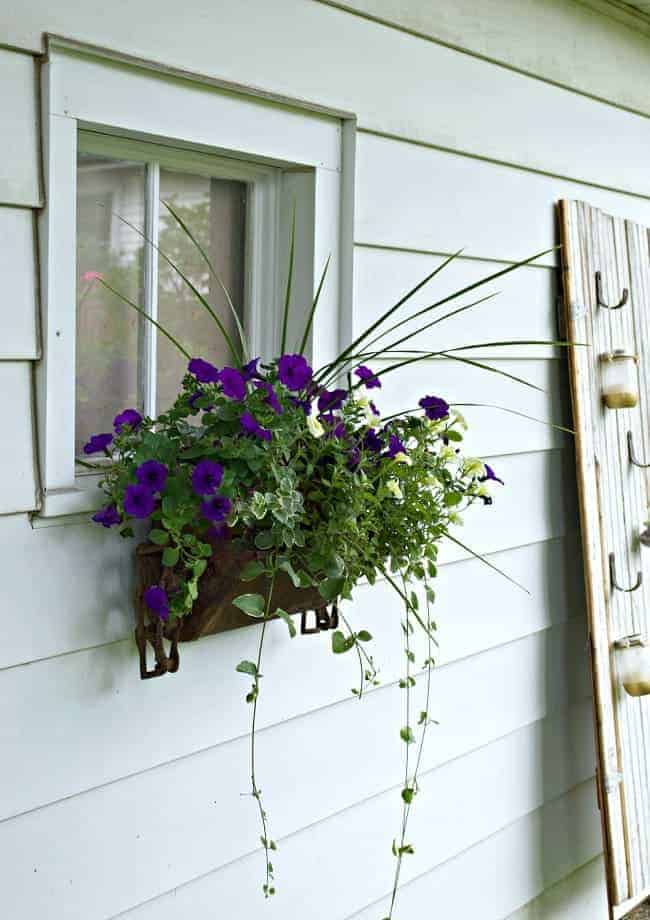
[346,780,602,920]
[355,133,650,265]
[353,247,560,359]
[505,855,608,920]
[0,363,38,513]
[0,697,595,920]
[0,50,41,206]
[0,602,590,825]
[0,207,39,358]
[6,3,650,195]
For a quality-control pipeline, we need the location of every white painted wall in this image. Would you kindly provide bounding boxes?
[2,3,650,917]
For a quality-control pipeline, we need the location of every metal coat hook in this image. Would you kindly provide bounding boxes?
[628,431,650,469]
[609,553,642,593]
[595,271,629,310]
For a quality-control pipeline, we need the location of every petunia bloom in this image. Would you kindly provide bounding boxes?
[289,396,312,415]
[219,366,247,401]
[200,494,232,523]
[83,432,113,455]
[254,380,283,414]
[242,357,263,381]
[191,459,224,495]
[124,483,156,519]
[144,585,170,621]
[277,354,313,391]
[347,447,361,470]
[355,365,381,389]
[188,357,220,383]
[419,395,450,421]
[480,464,504,485]
[363,428,384,453]
[81,270,104,283]
[135,460,168,493]
[114,408,143,433]
[317,388,348,414]
[240,412,272,442]
[385,434,407,459]
[92,504,121,528]
[386,478,403,500]
[307,415,325,438]
[188,390,213,411]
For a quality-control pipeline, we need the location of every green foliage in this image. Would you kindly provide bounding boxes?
[233,594,266,617]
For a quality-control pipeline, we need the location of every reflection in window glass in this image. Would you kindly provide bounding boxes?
[76,153,145,457]
[157,171,246,413]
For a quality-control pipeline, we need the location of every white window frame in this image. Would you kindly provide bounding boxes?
[37,42,355,518]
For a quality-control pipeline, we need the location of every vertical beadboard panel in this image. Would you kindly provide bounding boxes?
[0,49,41,207]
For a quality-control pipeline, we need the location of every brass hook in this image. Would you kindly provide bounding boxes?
[595,271,629,310]
[628,431,650,469]
[609,553,642,593]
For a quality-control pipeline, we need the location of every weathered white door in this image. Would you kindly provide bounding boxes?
[559,199,650,919]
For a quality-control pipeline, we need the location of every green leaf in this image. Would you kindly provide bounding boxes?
[446,429,463,442]
[401,787,415,804]
[149,528,169,546]
[318,576,345,601]
[233,593,266,617]
[240,560,266,582]
[357,630,373,642]
[236,660,258,676]
[193,559,207,579]
[324,554,344,577]
[332,630,355,654]
[400,726,416,744]
[278,558,302,587]
[276,607,297,638]
[162,546,180,567]
[443,492,462,507]
[254,530,275,550]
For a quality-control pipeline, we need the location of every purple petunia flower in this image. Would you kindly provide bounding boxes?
[83,432,113,455]
[240,411,272,442]
[355,365,381,389]
[363,428,384,453]
[219,366,247,401]
[332,421,348,439]
[191,459,224,495]
[385,434,407,458]
[135,460,168,493]
[277,354,313,391]
[124,483,156,519]
[114,408,143,433]
[188,390,214,411]
[318,388,348,414]
[419,395,450,421]
[369,400,380,417]
[92,504,121,528]
[144,585,170,621]
[207,522,230,541]
[480,464,504,486]
[347,447,361,470]
[200,494,232,523]
[242,357,263,381]
[254,380,283,414]
[188,357,220,383]
[289,396,312,415]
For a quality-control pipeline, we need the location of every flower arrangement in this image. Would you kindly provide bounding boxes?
[82,202,557,916]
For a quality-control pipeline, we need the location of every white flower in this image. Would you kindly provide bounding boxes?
[386,478,403,500]
[356,394,380,425]
[448,511,464,526]
[393,451,412,466]
[463,458,485,478]
[307,415,325,438]
[439,446,457,463]
[475,485,490,498]
[453,411,468,431]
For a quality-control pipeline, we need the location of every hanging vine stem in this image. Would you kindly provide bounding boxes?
[383,573,436,920]
[247,570,278,898]
[340,611,379,699]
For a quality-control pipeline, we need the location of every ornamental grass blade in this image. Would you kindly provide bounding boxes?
[450,402,575,436]
[107,208,242,366]
[298,255,330,356]
[364,349,544,392]
[444,533,530,594]
[280,205,297,355]
[98,278,191,358]
[161,199,250,361]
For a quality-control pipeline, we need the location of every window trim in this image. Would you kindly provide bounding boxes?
[36,44,355,519]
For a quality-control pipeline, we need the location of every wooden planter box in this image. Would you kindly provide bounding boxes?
[134,541,332,679]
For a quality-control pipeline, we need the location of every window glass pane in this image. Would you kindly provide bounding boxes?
[76,152,145,457]
[157,171,246,413]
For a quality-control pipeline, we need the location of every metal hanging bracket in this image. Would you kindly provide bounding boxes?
[627,431,650,468]
[609,553,643,593]
[595,271,629,310]
[300,603,339,635]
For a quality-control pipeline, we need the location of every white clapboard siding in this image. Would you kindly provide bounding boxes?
[355,133,650,265]
[0,698,594,920]
[506,856,608,920]
[0,610,590,825]
[6,4,650,197]
[346,781,602,920]
[0,449,571,669]
[0,363,38,514]
[376,357,568,457]
[0,207,39,358]
[0,50,41,207]
[353,247,559,359]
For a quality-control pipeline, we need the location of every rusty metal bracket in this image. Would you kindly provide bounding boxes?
[300,602,340,635]
[595,270,629,310]
[135,618,181,680]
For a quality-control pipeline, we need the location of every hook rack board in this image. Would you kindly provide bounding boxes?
[559,199,650,920]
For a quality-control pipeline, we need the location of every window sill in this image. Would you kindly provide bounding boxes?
[34,476,104,522]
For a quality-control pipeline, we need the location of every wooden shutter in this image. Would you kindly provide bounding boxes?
[559,199,650,919]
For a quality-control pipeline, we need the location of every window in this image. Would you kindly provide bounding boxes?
[37,42,354,517]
